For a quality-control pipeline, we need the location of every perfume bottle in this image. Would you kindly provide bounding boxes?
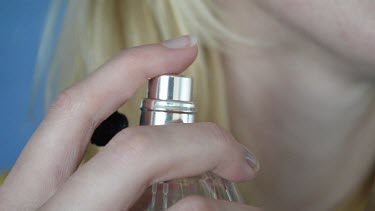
[130,75,244,210]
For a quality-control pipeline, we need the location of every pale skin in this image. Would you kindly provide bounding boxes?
[219,0,375,210]
[1,1,375,211]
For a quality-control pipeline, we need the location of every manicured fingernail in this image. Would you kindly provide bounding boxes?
[162,35,198,49]
[243,146,260,173]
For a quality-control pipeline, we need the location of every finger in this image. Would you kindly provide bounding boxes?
[39,123,260,211]
[168,195,262,211]
[0,36,198,210]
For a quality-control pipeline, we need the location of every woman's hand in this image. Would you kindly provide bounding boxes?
[0,35,261,211]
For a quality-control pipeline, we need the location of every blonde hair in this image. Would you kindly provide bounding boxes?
[35,0,253,128]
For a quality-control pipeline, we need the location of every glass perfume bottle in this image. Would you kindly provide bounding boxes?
[130,75,244,210]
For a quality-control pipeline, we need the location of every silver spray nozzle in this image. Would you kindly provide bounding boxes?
[140,75,196,125]
[148,75,193,101]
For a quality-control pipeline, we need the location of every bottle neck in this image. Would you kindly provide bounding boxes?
[140,98,196,126]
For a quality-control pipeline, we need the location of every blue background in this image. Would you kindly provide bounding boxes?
[0,0,52,171]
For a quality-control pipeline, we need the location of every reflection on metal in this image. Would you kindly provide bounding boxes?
[140,75,195,125]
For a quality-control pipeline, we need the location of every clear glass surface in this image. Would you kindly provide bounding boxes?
[130,172,243,210]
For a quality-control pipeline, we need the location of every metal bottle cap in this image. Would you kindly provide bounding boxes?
[140,75,195,125]
[148,75,192,101]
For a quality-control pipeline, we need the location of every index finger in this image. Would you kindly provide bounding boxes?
[0,35,198,210]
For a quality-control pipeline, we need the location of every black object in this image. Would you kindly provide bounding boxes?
[91,111,128,146]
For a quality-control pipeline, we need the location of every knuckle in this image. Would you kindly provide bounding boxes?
[203,122,235,146]
[109,127,155,160]
[49,88,82,114]
[45,87,94,126]
[106,127,163,185]
[53,88,75,108]
[174,195,214,211]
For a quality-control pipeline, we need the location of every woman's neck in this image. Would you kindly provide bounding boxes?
[216,0,375,210]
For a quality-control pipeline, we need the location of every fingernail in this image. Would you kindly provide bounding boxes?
[162,35,198,49]
[243,146,260,173]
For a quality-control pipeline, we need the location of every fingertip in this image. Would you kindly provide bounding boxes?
[114,36,198,77]
[158,35,199,74]
[212,144,260,182]
[212,164,258,183]
[161,35,199,49]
